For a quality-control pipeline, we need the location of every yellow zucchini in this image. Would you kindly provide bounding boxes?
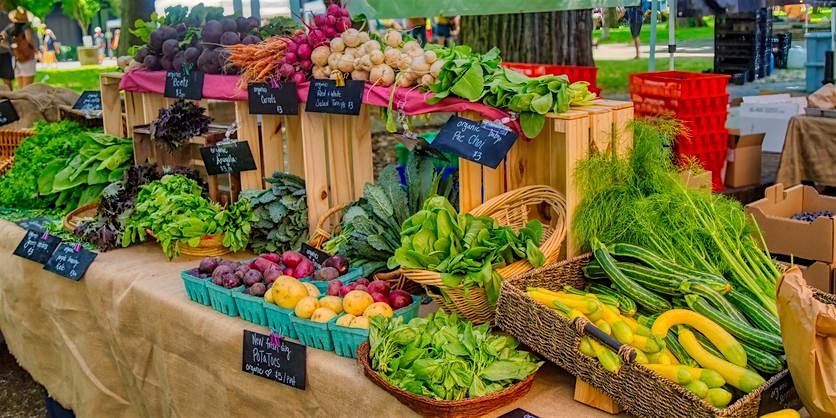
[678,328,765,393]
[703,387,732,408]
[601,306,634,344]
[685,380,709,398]
[652,309,747,367]
[683,367,725,388]
[633,349,649,364]
[595,319,612,336]
[528,289,602,315]
[579,337,595,357]
[632,334,664,354]
[645,364,692,384]
[622,316,652,337]
[589,338,621,373]
[759,409,801,418]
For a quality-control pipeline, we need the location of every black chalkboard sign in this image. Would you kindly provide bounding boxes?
[199,140,257,175]
[242,330,306,390]
[499,408,540,418]
[72,90,102,110]
[43,243,97,281]
[300,243,331,269]
[164,70,204,100]
[16,217,52,233]
[13,230,61,264]
[757,372,802,416]
[248,82,299,115]
[0,99,19,127]
[429,116,518,169]
[305,79,364,115]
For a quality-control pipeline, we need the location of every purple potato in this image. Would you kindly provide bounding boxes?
[248,282,267,297]
[198,256,221,273]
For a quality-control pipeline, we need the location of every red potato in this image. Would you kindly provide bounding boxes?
[370,291,389,304]
[283,267,295,276]
[260,253,280,263]
[250,256,279,273]
[281,251,306,268]
[367,280,390,296]
[293,258,315,278]
[388,290,412,310]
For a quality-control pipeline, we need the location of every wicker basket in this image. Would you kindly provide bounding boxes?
[62,202,98,233]
[402,185,567,324]
[495,254,795,418]
[0,128,34,175]
[307,203,422,294]
[147,229,231,257]
[356,342,537,417]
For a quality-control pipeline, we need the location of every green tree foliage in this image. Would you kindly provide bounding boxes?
[60,0,99,35]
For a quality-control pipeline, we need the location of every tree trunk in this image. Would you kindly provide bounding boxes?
[118,0,154,56]
[459,10,594,66]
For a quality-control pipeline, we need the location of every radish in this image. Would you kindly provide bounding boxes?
[326,15,337,26]
[297,43,312,60]
[284,51,298,64]
[291,72,307,84]
[336,17,352,33]
[308,29,326,47]
[294,33,307,45]
[300,59,313,71]
[323,27,337,39]
[278,63,295,77]
[313,14,329,28]
[327,3,341,17]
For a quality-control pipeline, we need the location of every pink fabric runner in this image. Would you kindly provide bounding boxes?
[119,70,520,132]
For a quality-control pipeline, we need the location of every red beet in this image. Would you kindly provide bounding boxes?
[370,291,389,304]
[281,251,305,268]
[367,280,390,296]
[327,279,343,296]
[388,290,412,310]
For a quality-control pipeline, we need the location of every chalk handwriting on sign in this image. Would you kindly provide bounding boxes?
[499,408,540,418]
[429,116,518,169]
[43,243,97,281]
[16,217,51,233]
[13,230,61,264]
[757,372,802,415]
[164,70,204,100]
[72,90,102,111]
[0,99,20,127]
[300,243,331,269]
[242,330,306,390]
[304,79,364,116]
[248,82,299,115]
[199,140,257,175]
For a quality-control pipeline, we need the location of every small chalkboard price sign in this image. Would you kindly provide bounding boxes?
[305,79,364,115]
[16,217,51,233]
[199,140,257,175]
[13,230,61,264]
[72,90,102,111]
[499,408,540,418]
[429,116,518,169]
[43,243,97,281]
[300,243,330,269]
[242,330,306,390]
[757,372,801,415]
[164,70,204,100]
[0,99,19,127]
[248,82,299,115]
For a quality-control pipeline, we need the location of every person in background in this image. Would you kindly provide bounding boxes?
[41,28,58,68]
[625,5,643,59]
[110,29,119,57]
[93,26,105,62]
[433,16,455,46]
[0,11,14,90]
[406,17,426,46]
[4,8,35,88]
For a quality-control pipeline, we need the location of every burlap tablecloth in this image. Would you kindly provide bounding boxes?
[0,221,618,418]
[777,115,836,188]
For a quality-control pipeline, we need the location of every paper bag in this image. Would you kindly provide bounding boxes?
[807,83,836,110]
[776,267,836,418]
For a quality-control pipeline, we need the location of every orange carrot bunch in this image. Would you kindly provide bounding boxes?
[226,36,289,87]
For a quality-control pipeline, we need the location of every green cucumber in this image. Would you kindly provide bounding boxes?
[680,282,750,325]
[685,295,784,354]
[665,330,699,368]
[586,283,637,317]
[592,240,671,313]
[726,290,781,335]
[742,342,785,375]
[610,243,730,291]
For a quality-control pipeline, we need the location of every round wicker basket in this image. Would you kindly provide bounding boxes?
[402,185,567,324]
[62,202,99,233]
[147,229,231,257]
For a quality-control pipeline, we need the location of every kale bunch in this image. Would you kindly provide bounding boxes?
[150,99,212,151]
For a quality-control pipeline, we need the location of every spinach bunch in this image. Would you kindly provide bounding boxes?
[121,174,253,259]
[391,196,545,304]
[322,153,458,275]
[370,311,542,401]
[241,172,308,254]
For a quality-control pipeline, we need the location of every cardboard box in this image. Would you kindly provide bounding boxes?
[746,184,836,263]
[680,168,712,192]
[725,129,764,188]
[796,260,835,293]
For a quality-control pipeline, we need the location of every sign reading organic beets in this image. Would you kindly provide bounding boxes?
[13,230,61,264]
[0,99,20,127]
[248,82,299,115]
[305,79,364,115]
[429,116,518,169]
[164,70,204,100]
[72,90,102,111]
[242,330,306,390]
[43,243,97,281]
[200,140,257,175]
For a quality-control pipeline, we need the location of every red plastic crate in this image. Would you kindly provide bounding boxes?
[636,110,729,138]
[629,71,730,99]
[631,94,729,118]
[502,62,602,96]
[674,129,729,191]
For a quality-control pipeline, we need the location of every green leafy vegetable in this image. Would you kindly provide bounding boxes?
[241,172,308,254]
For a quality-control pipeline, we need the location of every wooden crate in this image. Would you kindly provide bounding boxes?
[100,72,124,136]
[457,99,634,258]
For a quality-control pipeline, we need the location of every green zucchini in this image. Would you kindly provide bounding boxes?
[615,262,683,296]
[563,286,588,296]
[727,289,781,335]
[583,261,608,280]
[685,295,784,354]
[665,330,699,368]
[680,282,750,325]
[586,283,637,317]
[592,240,672,313]
[610,243,730,291]
[690,326,727,359]
[565,285,621,308]
[742,342,786,375]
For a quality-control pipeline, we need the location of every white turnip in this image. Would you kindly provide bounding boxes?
[341,29,363,47]
[362,40,381,54]
[330,37,345,52]
[370,50,385,65]
[369,64,395,86]
[337,54,355,72]
[351,69,369,80]
[311,45,330,66]
[383,48,400,66]
[327,52,342,69]
[419,73,435,86]
[424,50,437,64]
[384,30,402,48]
[430,59,445,77]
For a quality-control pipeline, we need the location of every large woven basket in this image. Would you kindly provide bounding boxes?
[62,202,98,233]
[356,342,537,417]
[147,229,231,257]
[495,254,795,418]
[402,185,567,324]
[307,202,422,294]
[0,128,34,175]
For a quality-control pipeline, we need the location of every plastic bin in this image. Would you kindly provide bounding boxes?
[631,94,729,119]
[290,313,335,351]
[300,267,363,294]
[805,32,833,92]
[675,129,730,190]
[502,62,602,95]
[206,282,243,317]
[181,270,211,305]
[629,71,730,99]
[233,290,268,326]
[329,295,422,358]
[264,302,298,339]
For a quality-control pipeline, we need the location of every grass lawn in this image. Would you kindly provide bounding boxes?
[34,66,119,92]
[596,23,714,45]
[596,57,714,95]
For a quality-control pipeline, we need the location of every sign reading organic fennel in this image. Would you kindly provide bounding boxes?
[248,82,299,115]
[13,230,60,264]
[430,115,518,169]
[242,330,306,390]
[164,70,204,100]
[43,243,97,281]
[199,140,257,175]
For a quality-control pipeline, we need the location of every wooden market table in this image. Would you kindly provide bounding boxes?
[777,115,836,188]
[0,221,627,418]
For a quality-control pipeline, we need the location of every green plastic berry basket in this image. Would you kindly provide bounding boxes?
[181,270,211,305]
[205,281,243,316]
[290,313,335,351]
[263,302,298,340]
[328,296,421,358]
[301,267,363,293]
[233,290,268,326]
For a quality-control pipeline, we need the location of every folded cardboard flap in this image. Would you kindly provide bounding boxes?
[725,129,764,187]
[796,260,835,293]
[728,129,765,149]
